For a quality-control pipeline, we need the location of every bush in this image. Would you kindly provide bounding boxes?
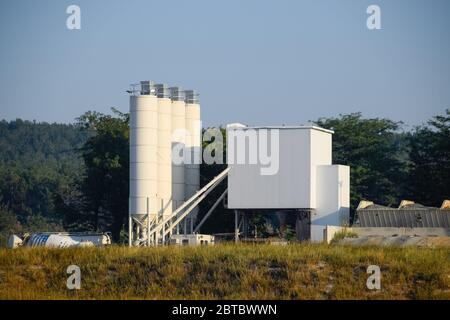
[331,229,358,244]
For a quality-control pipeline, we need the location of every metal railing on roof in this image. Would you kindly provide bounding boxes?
[128,83,199,103]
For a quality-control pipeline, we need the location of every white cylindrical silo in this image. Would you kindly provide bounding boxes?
[170,87,186,217]
[155,84,173,219]
[184,90,201,233]
[129,81,159,242]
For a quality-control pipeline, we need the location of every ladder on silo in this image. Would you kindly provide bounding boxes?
[147,167,229,245]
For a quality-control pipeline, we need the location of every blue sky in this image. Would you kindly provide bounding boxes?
[0,0,449,128]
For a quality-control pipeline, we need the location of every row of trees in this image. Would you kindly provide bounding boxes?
[0,110,449,244]
[55,110,129,241]
[315,111,449,213]
[0,120,87,245]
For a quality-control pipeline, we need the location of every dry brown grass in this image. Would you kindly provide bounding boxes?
[0,243,449,300]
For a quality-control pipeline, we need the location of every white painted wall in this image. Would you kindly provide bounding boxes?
[323,226,347,244]
[227,126,333,209]
[309,129,332,208]
[311,165,350,242]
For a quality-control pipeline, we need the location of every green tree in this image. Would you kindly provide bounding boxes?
[0,119,86,245]
[76,109,129,241]
[314,113,406,219]
[198,127,234,233]
[407,109,450,206]
[0,205,22,247]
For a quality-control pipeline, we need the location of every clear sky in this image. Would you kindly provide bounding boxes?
[0,0,449,129]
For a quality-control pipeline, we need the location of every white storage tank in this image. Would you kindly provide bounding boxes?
[170,87,186,214]
[8,232,111,248]
[129,81,202,244]
[155,84,173,218]
[129,81,159,230]
[184,90,201,233]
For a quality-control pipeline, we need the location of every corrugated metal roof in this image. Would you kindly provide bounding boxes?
[356,201,450,228]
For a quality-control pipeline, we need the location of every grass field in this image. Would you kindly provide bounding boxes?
[0,243,449,300]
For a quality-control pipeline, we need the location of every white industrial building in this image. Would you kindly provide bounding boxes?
[170,234,215,246]
[226,124,350,242]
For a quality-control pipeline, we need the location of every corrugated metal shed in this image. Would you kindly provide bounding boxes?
[356,201,450,228]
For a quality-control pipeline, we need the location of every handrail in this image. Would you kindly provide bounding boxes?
[148,167,230,240]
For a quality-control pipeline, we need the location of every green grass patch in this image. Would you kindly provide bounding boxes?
[0,243,448,299]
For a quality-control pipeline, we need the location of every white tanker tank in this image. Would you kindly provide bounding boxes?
[8,232,111,248]
[184,90,201,233]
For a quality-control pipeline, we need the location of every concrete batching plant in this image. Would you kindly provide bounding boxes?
[128,80,350,246]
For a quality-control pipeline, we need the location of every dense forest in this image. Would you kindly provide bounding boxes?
[0,110,449,245]
[0,119,88,245]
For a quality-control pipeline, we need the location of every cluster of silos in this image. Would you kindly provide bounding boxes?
[129,81,201,245]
